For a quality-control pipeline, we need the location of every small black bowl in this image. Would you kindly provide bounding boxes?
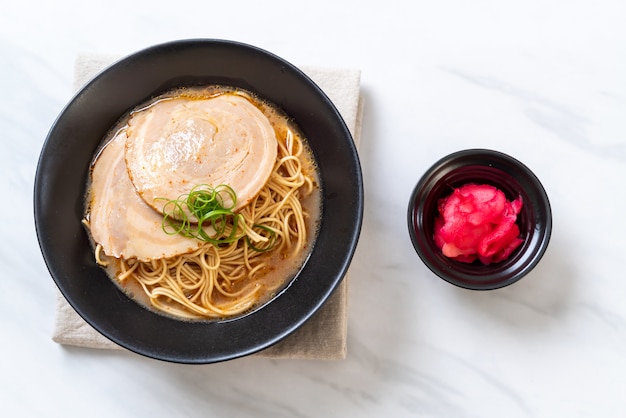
[407,149,551,290]
[34,39,363,363]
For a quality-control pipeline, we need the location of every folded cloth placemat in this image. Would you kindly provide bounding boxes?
[52,53,362,360]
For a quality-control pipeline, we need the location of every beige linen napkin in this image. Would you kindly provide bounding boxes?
[52,53,362,360]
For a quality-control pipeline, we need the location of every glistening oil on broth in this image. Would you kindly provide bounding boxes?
[85,85,321,322]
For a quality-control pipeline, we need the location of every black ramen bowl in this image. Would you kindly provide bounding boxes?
[407,149,551,290]
[34,39,363,363]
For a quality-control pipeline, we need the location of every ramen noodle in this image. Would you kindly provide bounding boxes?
[83,86,320,320]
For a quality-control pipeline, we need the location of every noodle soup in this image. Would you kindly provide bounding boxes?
[84,86,321,321]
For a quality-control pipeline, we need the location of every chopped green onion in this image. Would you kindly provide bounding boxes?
[246,224,277,253]
[157,184,275,251]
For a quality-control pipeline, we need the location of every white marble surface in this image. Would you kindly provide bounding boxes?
[2,0,625,416]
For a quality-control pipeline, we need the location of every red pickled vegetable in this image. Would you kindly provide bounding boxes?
[434,184,523,264]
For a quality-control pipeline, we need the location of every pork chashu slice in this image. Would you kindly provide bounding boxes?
[88,130,205,261]
[125,93,278,217]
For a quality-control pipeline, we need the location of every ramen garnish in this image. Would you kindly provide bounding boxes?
[434,184,523,265]
[83,86,321,320]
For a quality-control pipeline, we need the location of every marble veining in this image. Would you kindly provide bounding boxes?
[442,66,626,162]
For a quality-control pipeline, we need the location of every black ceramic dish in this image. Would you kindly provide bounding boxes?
[34,39,363,363]
[407,149,551,290]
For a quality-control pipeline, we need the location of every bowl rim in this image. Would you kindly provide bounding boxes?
[34,39,363,363]
[407,148,552,290]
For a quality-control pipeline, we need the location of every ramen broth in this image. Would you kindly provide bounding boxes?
[86,85,321,320]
